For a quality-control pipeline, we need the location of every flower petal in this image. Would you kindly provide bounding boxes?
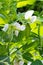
[28,62,32,65]
[2,24,9,32]
[20,25,26,31]
[15,30,19,37]
[13,22,21,30]
[41,60,43,64]
[31,16,37,23]
[19,60,24,65]
[25,10,34,19]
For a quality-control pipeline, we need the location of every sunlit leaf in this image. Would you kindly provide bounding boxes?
[0,17,6,24]
[17,0,36,8]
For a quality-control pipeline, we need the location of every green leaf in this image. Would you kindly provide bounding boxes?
[23,63,27,65]
[22,52,33,61]
[9,1,17,21]
[0,56,10,64]
[0,45,8,55]
[17,13,25,24]
[25,23,31,38]
[0,31,10,42]
[0,62,9,65]
[17,0,36,8]
[31,60,43,65]
[0,17,6,25]
[39,0,43,1]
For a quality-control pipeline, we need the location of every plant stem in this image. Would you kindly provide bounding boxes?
[8,42,11,65]
[38,24,41,47]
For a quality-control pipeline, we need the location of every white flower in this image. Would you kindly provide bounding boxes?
[15,30,19,37]
[2,24,9,32]
[20,25,26,31]
[28,61,32,65]
[14,25,26,36]
[41,60,43,64]
[13,22,20,30]
[19,60,24,65]
[31,16,37,23]
[25,10,37,23]
[13,22,26,36]
[25,10,34,19]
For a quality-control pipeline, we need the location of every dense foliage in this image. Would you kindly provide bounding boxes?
[0,0,43,65]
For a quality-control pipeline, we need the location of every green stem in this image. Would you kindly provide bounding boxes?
[38,24,41,47]
[8,42,11,65]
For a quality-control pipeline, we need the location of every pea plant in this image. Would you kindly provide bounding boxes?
[0,0,43,65]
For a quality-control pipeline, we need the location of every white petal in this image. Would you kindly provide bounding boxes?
[15,30,19,36]
[13,22,21,30]
[13,22,26,31]
[19,60,24,65]
[31,16,37,23]
[25,10,34,19]
[41,60,43,64]
[13,22,20,27]
[2,24,9,32]
[20,25,26,31]
[32,39,35,42]
[28,62,32,65]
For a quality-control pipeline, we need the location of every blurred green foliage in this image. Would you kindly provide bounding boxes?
[0,0,43,65]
